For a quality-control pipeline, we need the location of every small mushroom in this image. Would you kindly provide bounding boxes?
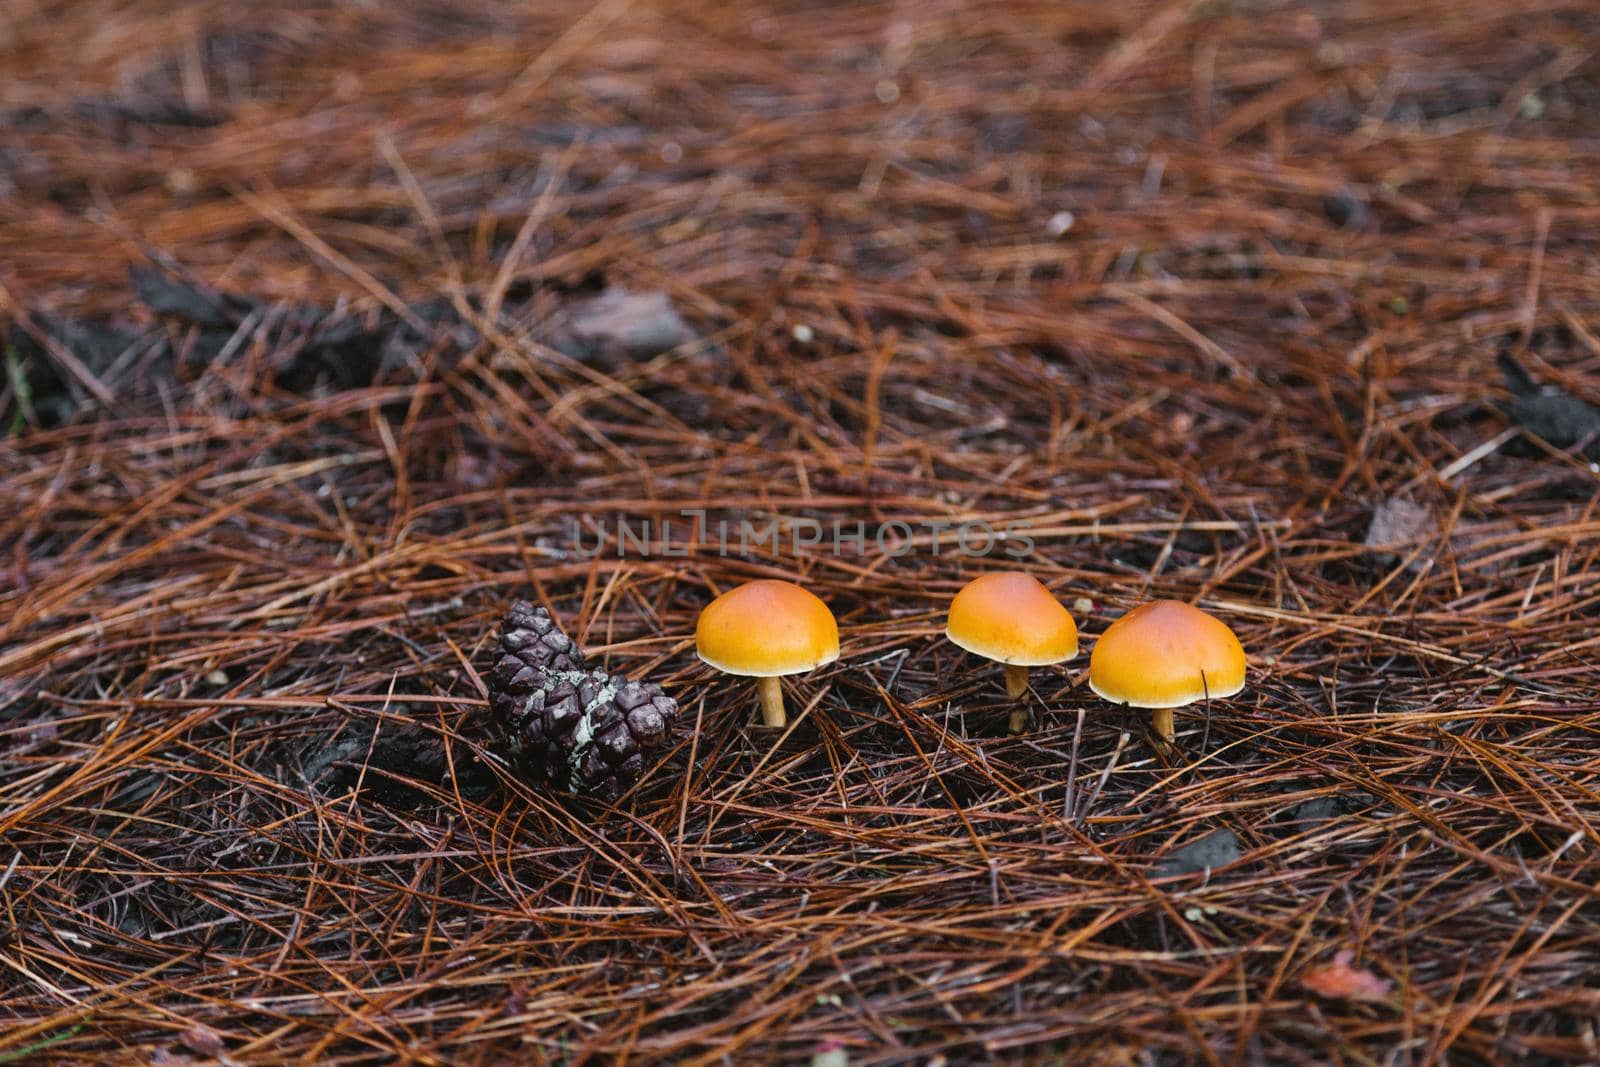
[946,572,1079,733]
[1088,600,1245,744]
[696,579,839,728]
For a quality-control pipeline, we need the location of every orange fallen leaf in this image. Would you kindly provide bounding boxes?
[1301,950,1392,1002]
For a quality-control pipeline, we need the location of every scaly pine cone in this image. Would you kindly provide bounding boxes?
[489,600,585,707]
[487,602,677,799]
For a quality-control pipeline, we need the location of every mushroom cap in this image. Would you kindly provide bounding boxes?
[945,572,1079,666]
[696,579,840,677]
[1088,600,1246,709]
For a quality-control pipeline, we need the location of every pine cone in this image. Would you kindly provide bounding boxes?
[488,601,584,719]
[486,602,677,799]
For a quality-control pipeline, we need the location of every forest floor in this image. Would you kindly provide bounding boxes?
[3,0,1600,1063]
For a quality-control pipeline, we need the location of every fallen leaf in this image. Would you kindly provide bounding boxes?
[566,288,692,365]
[1498,350,1600,459]
[1363,498,1435,558]
[1301,950,1392,1002]
[1155,828,1242,879]
[1286,796,1341,824]
[179,1026,226,1056]
[1362,497,1438,574]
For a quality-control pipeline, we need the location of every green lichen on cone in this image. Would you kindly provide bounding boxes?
[486,601,677,799]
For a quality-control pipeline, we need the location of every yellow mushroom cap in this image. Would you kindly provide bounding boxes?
[945,572,1079,666]
[1088,600,1246,709]
[696,579,840,677]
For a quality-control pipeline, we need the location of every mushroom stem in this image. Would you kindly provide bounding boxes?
[1004,664,1029,699]
[756,676,787,728]
[1005,665,1030,734]
[1152,707,1175,743]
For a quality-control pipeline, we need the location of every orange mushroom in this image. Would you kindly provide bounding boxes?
[946,572,1079,733]
[1088,600,1245,743]
[696,579,839,728]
